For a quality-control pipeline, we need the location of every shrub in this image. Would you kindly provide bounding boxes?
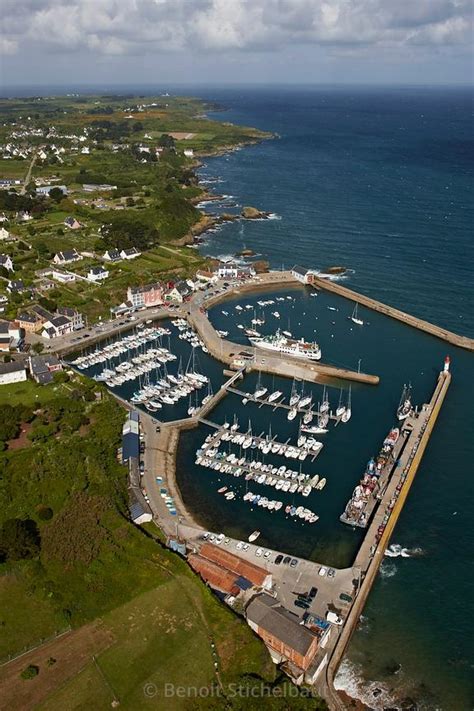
[21,665,39,680]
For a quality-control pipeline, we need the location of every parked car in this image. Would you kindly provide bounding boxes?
[294,599,310,610]
[242,543,250,551]
[328,568,336,578]
[290,558,298,568]
[283,556,292,565]
[274,554,283,565]
[318,566,328,577]
[339,592,353,603]
[236,541,244,550]
[255,547,263,557]
[224,538,231,546]
[309,586,318,598]
[263,550,271,559]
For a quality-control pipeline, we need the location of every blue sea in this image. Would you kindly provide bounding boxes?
[183,87,473,710]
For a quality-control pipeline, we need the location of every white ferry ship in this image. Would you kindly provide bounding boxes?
[249,329,321,361]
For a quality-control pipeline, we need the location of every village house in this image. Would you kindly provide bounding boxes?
[165,281,192,303]
[215,262,257,280]
[16,210,33,222]
[52,270,76,283]
[0,213,8,223]
[6,279,28,294]
[103,248,121,262]
[30,304,54,325]
[127,282,163,309]
[87,266,109,283]
[16,312,39,332]
[34,278,56,292]
[291,265,317,285]
[64,216,82,230]
[120,247,141,260]
[0,360,27,386]
[245,594,320,682]
[83,183,117,192]
[0,227,14,241]
[0,255,14,271]
[53,250,82,266]
[36,184,68,197]
[183,148,194,158]
[110,301,135,318]
[56,306,84,330]
[28,354,62,385]
[42,315,73,339]
[0,320,25,352]
[195,269,219,285]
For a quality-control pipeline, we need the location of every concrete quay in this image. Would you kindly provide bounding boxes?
[187,274,379,385]
[312,275,474,351]
[323,369,452,709]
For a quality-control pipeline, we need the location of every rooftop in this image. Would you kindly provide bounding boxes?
[246,593,318,657]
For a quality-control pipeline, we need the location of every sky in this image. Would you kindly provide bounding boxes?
[0,0,473,88]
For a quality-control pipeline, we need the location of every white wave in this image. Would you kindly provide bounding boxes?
[385,543,425,558]
[267,213,282,220]
[334,659,397,710]
[379,561,397,578]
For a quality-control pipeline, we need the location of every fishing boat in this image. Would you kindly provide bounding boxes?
[350,303,364,326]
[248,530,260,542]
[397,383,412,421]
[384,428,400,447]
[249,329,321,361]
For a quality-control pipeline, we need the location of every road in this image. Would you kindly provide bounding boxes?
[20,151,37,195]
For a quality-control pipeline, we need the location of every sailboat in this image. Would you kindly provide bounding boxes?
[289,379,300,407]
[397,383,412,421]
[320,386,330,413]
[336,389,346,418]
[351,303,364,326]
[201,381,213,406]
[341,386,352,422]
[254,372,268,399]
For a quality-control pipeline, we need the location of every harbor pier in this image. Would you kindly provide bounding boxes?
[311,275,474,351]
[323,367,452,709]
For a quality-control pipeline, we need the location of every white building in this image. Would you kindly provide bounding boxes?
[0,361,27,385]
[290,265,317,285]
[0,255,14,271]
[87,266,109,282]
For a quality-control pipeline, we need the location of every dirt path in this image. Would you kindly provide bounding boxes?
[0,621,115,711]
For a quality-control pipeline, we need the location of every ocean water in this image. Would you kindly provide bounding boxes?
[182,87,473,710]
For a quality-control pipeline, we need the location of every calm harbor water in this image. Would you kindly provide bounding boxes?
[182,87,473,710]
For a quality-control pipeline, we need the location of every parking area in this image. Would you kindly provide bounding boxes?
[186,528,356,623]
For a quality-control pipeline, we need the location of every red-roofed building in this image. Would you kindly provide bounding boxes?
[188,554,240,596]
[199,543,272,589]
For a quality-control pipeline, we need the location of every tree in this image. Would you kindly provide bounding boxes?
[32,342,45,354]
[0,518,41,562]
[20,665,39,680]
[48,187,65,203]
[159,133,175,149]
